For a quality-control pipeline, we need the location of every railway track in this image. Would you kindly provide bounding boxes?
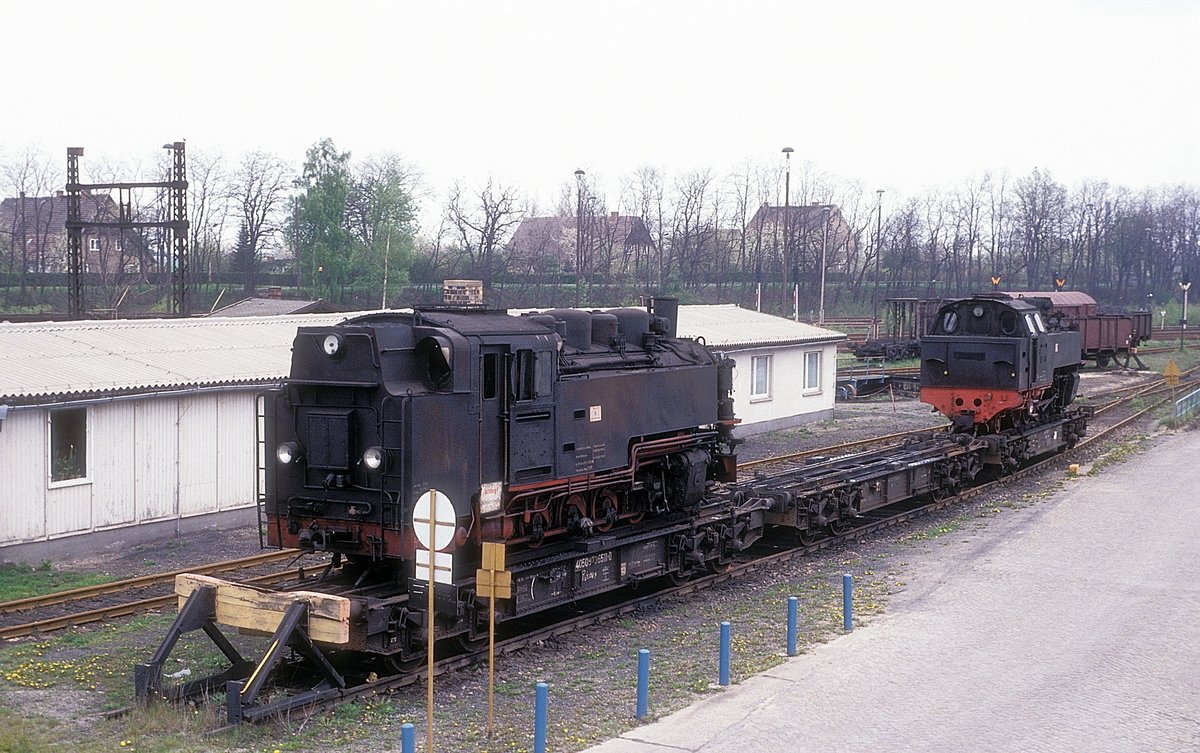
[0,550,322,640]
[9,368,1190,645]
[200,380,1184,727]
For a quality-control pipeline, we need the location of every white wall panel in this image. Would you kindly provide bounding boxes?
[216,393,257,511]
[731,343,838,429]
[92,402,137,529]
[135,399,177,521]
[178,395,218,517]
[0,410,47,544]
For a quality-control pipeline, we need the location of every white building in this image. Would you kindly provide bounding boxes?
[676,305,845,435]
[0,313,348,563]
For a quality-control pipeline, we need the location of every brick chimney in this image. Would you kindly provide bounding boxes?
[267,286,282,299]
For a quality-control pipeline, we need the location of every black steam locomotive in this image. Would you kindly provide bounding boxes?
[262,299,749,657]
[920,294,1091,472]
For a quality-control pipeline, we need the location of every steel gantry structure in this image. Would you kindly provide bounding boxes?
[65,142,190,319]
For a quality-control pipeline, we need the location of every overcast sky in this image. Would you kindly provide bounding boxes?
[2,0,1197,229]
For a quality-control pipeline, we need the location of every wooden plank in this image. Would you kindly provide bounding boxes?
[175,573,351,645]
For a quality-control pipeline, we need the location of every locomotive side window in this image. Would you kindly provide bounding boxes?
[534,352,552,398]
[942,310,959,333]
[511,350,553,401]
[1033,313,1047,333]
[1024,314,1038,335]
[513,350,535,401]
[483,353,498,400]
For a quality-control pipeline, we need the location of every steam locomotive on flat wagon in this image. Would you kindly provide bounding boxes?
[259,298,755,660]
[142,294,1093,718]
[852,291,1151,369]
[921,294,1092,473]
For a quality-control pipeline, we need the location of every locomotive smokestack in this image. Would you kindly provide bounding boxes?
[650,296,679,339]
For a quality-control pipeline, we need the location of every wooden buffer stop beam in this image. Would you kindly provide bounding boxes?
[135,574,350,724]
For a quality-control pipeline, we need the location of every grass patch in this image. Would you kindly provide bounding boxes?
[0,562,114,603]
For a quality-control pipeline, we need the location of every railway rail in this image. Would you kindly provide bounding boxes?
[5,370,1188,645]
[193,381,1182,726]
[0,550,320,640]
[132,366,1196,726]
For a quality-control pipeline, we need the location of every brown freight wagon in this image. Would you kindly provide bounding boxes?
[1011,291,1152,368]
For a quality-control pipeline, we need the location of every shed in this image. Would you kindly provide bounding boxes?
[675,305,846,435]
[0,313,352,562]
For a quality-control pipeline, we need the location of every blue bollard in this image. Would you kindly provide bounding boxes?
[534,682,549,753]
[637,648,650,720]
[843,573,853,632]
[719,621,731,686]
[787,596,798,656]
[401,722,415,753]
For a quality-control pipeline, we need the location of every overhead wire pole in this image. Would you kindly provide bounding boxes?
[782,147,793,318]
[65,148,84,319]
[63,142,190,319]
[166,142,190,316]
[872,189,885,338]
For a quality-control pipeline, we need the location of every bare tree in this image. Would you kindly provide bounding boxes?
[228,151,290,295]
[444,179,524,298]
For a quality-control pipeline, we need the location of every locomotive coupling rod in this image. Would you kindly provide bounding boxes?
[134,585,254,705]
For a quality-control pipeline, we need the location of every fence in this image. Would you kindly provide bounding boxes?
[1176,387,1200,419]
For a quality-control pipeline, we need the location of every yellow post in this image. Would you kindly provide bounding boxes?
[478,542,510,738]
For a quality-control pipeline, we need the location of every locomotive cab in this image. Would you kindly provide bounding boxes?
[920,295,1081,432]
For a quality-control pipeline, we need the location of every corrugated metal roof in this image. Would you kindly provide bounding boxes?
[676,305,846,349]
[0,313,357,404]
[0,305,845,405]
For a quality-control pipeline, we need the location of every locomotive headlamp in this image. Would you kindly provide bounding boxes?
[322,333,344,357]
[480,481,503,515]
[276,441,302,465]
[362,446,385,470]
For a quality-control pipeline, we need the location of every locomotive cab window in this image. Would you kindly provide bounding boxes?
[1024,314,1038,335]
[512,350,552,401]
[941,310,959,334]
[999,310,1019,336]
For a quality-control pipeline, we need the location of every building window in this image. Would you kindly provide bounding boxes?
[804,351,822,392]
[88,237,100,252]
[750,355,771,400]
[49,406,88,483]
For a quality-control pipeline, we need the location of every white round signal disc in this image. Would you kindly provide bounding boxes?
[413,490,456,551]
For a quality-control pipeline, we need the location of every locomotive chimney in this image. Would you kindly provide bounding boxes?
[650,296,679,339]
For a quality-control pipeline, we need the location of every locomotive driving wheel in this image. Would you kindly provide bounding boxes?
[591,490,619,532]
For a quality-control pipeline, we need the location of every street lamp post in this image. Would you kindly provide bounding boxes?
[819,205,830,325]
[574,168,585,307]
[872,189,884,338]
[1180,278,1192,351]
[782,147,793,318]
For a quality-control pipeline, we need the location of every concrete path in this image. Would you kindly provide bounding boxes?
[584,429,1200,752]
